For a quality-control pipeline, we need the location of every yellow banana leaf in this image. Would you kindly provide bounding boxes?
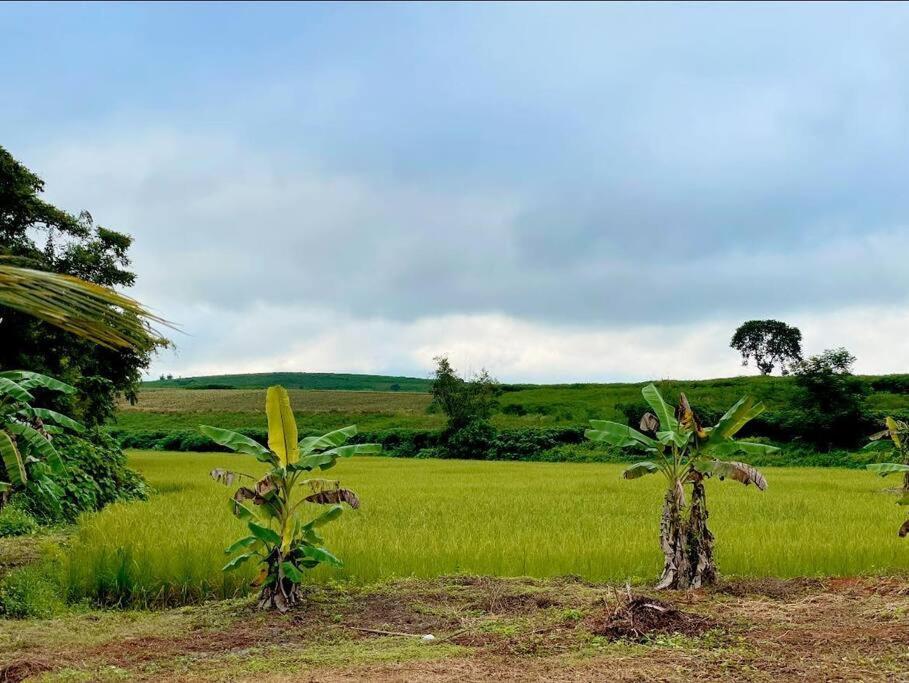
[266,386,299,465]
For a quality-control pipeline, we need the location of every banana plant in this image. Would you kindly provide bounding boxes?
[201,385,381,611]
[865,416,909,493]
[586,384,778,589]
[0,370,85,510]
[865,417,909,537]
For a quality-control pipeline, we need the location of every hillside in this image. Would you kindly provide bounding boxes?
[120,372,909,434]
[143,371,433,392]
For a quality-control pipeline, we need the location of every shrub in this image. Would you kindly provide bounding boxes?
[0,501,38,537]
[415,447,441,459]
[351,429,440,458]
[615,400,652,427]
[868,376,909,394]
[532,444,624,463]
[442,420,497,459]
[783,349,871,450]
[23,430,149,523]
[488,427,585,460]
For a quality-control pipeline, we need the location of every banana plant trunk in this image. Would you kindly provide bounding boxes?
[656,483,690,590]
[257,551,302,612]
[686,473,717,588]
[655,477,717,590]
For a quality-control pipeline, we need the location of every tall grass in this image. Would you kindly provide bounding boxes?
[62,452,908,608]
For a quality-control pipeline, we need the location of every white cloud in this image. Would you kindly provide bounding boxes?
[14,127,909,383]
[152,303,909,383]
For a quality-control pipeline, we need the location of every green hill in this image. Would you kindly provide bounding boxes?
[119,372,909,462]
[142,371,433,393]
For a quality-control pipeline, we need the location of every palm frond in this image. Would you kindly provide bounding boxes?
[0,264,172,350]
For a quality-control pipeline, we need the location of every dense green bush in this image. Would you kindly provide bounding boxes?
[23,430,149,523]
[0,501,38,537]
[442,420,497,459]
[351,429,440,457]
[108,421,897,468]
[528,444,625,463]
[488,427,585,460]
[114,427,268,452]
[868,375,909,394]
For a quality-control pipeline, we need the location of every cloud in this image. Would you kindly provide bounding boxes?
[6,3,909,379]
[152,301,909,383]
[28,129,909,328]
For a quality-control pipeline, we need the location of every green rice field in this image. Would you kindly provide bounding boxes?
[61,452,908,607]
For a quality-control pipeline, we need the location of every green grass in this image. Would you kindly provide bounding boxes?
[120,375,909,436]
[59,451,908,608]
[142,372,433,392]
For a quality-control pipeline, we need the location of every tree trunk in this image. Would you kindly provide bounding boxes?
[686,474,717,588]
[656,483,690,590]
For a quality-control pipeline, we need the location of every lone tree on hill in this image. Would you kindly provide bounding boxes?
[730,320,802,375]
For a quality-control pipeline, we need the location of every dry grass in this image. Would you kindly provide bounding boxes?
[2,576,906,682]
[119,388,431,414]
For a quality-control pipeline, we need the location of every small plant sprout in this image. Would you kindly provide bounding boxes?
[200,385,381,611]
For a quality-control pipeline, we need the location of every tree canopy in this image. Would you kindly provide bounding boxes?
[0,145,168,425]
[730,320,802,376]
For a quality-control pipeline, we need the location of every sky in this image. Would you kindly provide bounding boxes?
[3,2,908,382]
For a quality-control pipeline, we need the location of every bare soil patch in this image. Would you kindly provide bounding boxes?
[587,595,716,641]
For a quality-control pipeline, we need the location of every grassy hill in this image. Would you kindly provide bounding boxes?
[143,371,433,392]
[120,372,909,435]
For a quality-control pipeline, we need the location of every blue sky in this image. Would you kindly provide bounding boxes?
[4,2,909,381]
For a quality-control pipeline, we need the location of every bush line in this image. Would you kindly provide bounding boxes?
[107,426,893,469]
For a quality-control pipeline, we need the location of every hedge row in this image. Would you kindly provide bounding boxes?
[109,426,586,460]
[108,425,891,469]
[614,401,909,451]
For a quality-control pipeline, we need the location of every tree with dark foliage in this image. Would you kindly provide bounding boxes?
[790,348,870,450]
[730,320,802,375]
[0,145,168,425]
[430,356,498,458]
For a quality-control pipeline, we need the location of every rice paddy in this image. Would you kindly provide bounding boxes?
[61,451,908,608]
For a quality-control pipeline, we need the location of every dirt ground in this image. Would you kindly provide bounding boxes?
[1,575,907,682]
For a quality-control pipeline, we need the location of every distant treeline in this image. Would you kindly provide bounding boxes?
[143,372,433,393]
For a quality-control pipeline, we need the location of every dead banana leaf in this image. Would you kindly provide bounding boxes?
[677,393,707,438]
[639,412,660,433]
[255,475,277,498]
[714,460,767,491]
[250,565,269,587]
[211,468,235,486]
[305,488,361,509]
[233,487,257,502]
